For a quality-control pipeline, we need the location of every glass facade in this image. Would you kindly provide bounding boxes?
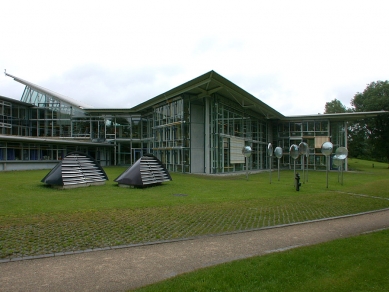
[1,71,352,173]
[209,94,268,173]
[152,97,189,172]
[1,87,111,169]
[275,120,347,170]
[0,99,30,136]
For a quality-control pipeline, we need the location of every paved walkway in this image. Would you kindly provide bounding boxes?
[1,209,389,292]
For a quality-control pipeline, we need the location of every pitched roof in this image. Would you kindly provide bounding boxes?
[131,70,284,119]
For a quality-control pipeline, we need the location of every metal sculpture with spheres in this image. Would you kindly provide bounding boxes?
[321,142,334,188]
[242,146,252,180]
[298,142,308,183]
[274,146,283,181]
[289,144,300,190]
[268,143,273,184]
[333,147,348,185]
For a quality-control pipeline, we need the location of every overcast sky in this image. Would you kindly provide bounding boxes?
[1,0,389,115]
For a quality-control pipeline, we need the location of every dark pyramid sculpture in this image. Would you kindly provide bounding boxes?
[41,151,108,189]
[115,154,172,187]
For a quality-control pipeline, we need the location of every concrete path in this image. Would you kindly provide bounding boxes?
[1,209,389,292]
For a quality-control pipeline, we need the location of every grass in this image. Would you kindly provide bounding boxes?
[0,158,389,260]
[134,229,389,292]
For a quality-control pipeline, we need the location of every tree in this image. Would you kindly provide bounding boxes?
[324,99,365,158]
[324,99,347,114]
[347,122,371,159]
[350,81,389,164]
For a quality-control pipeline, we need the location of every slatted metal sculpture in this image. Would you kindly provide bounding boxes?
[115,154,172,187]
[41,152,108,189]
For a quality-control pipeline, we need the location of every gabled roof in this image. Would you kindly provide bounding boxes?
[131,70,285,119]
[5,71,92,109]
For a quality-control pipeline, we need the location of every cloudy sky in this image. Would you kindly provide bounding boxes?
[1,0,389,115]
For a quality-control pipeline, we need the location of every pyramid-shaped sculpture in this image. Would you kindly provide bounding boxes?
[41,152,108,189]
[115,154,172,187]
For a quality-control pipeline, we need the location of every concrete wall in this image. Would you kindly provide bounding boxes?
[0,161,57,171]
[190,103,205,173]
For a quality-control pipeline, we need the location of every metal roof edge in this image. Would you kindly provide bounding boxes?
[4,71,92,109]
[83,108,139,115]
[210,71,284,119]
[131,70,215,111]
[283,111,388,120]
[130,70,285,119]
[0,135,113,146]
[0,95,35,107]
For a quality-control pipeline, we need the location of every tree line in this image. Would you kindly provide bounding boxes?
[324,81,389,163]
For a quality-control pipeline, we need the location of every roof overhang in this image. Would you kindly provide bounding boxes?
[84,108,139,115]
[0,95,34,107]
[284,111,388,122]
[0,135,113,147]
[131,70,285,119]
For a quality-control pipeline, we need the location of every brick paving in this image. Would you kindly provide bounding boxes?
[0,209,388,291]
[2,191,389,261]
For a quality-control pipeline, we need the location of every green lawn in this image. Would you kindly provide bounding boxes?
[134,229,389,292]
[1,158,389,260]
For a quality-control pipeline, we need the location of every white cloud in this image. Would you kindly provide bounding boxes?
[1,0,389,115]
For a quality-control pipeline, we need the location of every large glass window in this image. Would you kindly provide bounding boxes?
[208,95,267,173]
[152,98,187,172]
[72,118,90,137]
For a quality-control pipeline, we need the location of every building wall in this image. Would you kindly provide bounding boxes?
[0,95,112,170]
[274,120,347,170]
[0,161,57,171]
[1,81,349,173]
[208,94,269,173]
[190,103,205,173]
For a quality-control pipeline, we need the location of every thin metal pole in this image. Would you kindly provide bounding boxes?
[306,154,309,182]
[302,155,305,184]
[338,166,340,182]
[278,158,280,181]
[326,155,329,188]
[293,159,296,182]
[269,157,272,184]
[246,157,249,180]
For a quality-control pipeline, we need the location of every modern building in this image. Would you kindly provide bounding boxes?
[0,70,382,173]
